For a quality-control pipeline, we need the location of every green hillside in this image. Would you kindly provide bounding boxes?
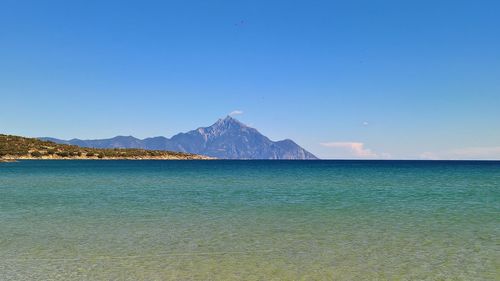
[0,134,209,160]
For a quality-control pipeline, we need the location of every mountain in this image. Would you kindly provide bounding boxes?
[42,136,148,149]
[41,116,318,159]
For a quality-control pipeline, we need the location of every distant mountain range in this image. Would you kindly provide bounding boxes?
[41,116,318,160]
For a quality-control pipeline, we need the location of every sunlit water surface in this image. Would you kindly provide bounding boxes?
[0,160,498,280]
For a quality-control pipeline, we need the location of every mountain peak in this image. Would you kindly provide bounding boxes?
[213,115,246,128]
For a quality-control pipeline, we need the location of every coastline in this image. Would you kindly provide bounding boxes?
[0,134,214,161]
[0,155,214,161]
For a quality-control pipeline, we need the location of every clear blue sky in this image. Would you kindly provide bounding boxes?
[1,0,499,159]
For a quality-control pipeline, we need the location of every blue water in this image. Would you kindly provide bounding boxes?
[0,160,499,280]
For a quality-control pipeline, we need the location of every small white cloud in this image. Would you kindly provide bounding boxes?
[320,142,379,158]
[419,152,439,160]
[419,146,500,160]
[362,121,369,126]
[448,146,500,159]
[229,110,244,116]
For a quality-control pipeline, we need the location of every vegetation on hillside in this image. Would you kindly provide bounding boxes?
[0,134,209,160]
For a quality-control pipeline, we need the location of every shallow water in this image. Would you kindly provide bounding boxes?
[0,160,499,280]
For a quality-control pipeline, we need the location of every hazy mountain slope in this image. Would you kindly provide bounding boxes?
[41,116,318,159]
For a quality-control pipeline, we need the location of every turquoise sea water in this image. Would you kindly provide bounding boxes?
[0,160,498,280]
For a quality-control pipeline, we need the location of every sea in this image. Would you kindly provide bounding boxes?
[0,160,498,280]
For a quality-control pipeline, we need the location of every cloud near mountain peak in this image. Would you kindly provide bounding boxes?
[229,110,244,116]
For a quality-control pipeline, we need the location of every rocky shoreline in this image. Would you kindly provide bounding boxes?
[1,155,213,161]
[0,134,214,161]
